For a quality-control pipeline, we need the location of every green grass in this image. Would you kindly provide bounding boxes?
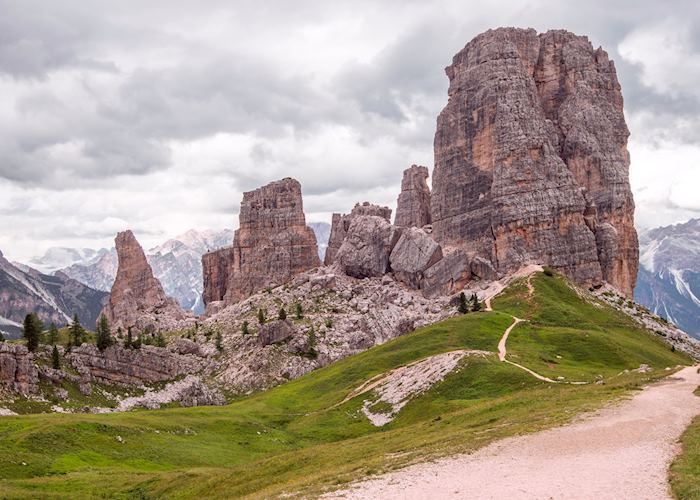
[0,272,690,498]
[672,414,700,499]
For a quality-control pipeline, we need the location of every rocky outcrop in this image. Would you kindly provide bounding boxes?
[68,344,198,386]
[0,343,38,395]
[336,215,399,279]
[324,203,392,266]
[430,28,638,296]
[258,320,296,346]
[420,249,471,299]
[395,165,431,228]
[101,230,189,332]
[389,227,443,288]
[202,247,234,304]
[203,178,320,307]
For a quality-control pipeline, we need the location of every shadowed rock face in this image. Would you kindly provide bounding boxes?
[395,165,431,228]
[203,178,320,307]
[101,230,188,331]
[431,28,638,296]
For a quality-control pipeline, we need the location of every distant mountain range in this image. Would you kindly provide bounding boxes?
[23,226,332,317]
[0,251,108,339]
[634,218,700,339]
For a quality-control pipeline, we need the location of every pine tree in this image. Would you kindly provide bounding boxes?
[70,314,84,347]
[306,326,317,359]
[126,327,133,349]
[241,321,249,335]
[458,292,469,314]
[48,322,59,345]
[278,307,287,321]
[215,331,223,352]
[471,293,481,312]
[96,315,113,351]
[116,327,124,339]
[133,332,142,349]
[257,308,266,325]
[295,302,303,320]
[23,313,42,352]
[0,331,5,342]
[51,345,61,370]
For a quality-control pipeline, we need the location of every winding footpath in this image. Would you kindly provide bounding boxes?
[330,267,700,498]
[332,365,700,499]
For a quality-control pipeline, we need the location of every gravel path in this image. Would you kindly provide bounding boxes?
[330,365,700,499]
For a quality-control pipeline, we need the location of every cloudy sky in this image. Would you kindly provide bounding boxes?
[1,0,699,262]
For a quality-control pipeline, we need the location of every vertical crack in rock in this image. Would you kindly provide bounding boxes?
[430,27,638,296]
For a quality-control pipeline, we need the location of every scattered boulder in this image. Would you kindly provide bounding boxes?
[337,215,399,278]
[389,227,443,289]
[258,320,296,346]
[421,249,471,299]
[325,202,392,266]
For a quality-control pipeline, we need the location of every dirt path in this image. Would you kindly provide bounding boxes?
[330,365,700,499]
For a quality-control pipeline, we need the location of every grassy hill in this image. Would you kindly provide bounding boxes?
[0,272,690,498]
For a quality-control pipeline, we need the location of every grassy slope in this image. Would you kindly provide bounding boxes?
[670,384,700,499]
[0,273,690,498]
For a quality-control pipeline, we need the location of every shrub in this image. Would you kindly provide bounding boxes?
[324,318,333,329]
[295,303,303,320]
[278,307,287,321]
[242,321,249,335]
[543,266,554,277]
[216,331,223,352]
[258,308,267,325]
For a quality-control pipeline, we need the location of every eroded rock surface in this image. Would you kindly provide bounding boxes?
[336,215,399,279]
[68,344,198,386]
[390,227,443,289]
[101,230,189,331]
[0,343,38,395]
[395,165,431,228]
[202,178,320,308]
[325,203,392,266]
[431,28,638,296]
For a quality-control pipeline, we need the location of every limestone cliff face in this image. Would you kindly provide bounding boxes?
[0,343,38,395]
[394,165,431,228]
[430,28,638,296]
[324,202,392,266]
[101,230,188,331]
[203,178,320,307]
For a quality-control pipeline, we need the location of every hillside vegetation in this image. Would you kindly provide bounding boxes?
[0,272,689,498]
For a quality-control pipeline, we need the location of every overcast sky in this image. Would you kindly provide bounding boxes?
[1,0,699,261]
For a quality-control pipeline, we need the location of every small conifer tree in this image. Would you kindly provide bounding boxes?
[23,313,42,352]
[278,307,287,321]
[241,321,249,335]
[70,314,84,347]
[471,293,481,312]
[216,331,223,352]
[126,327,133,348]
[458,292,469,314]
[96,315,113,351]
[295,303,303,319]
[51,345,61,370]
[258,308,266,325]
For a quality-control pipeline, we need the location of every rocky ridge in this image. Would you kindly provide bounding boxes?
[394,165,431,228]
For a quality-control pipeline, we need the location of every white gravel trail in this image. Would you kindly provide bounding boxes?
[331,365,700,500]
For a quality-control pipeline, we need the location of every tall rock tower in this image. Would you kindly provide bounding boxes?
[202,178,320,307]
[430,28,638,296]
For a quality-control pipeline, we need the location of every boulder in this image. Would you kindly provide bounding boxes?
[336,215,399,279]
[389,227,443,289]
[421,249,471,299]
[258,320,296,346]
[324,202,392,266]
